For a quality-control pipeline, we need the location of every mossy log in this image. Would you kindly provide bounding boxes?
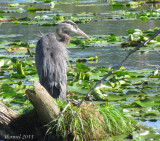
[25,81,60,125]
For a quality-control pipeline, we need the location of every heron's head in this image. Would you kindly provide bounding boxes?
[57,20,91,40]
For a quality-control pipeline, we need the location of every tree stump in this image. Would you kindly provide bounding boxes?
[26,81,60,125]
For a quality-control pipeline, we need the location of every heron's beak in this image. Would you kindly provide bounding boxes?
[77,28,91,41]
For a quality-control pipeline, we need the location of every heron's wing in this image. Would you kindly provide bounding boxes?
[35,33,68,99]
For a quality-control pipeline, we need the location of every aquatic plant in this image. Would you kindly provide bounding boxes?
[46,101,136,140]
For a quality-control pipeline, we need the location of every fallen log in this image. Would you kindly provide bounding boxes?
[0,102,19,139]
[0,81,60,141]
[0,102,18,125]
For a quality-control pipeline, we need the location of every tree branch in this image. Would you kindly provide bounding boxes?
[77,29,160,107]
[27,42,33,57]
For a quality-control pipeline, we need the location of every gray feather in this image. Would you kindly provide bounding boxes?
[35,33,68,100]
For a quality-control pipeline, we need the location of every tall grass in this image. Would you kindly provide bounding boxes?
[99,105,135,136]
[46,101,136,140]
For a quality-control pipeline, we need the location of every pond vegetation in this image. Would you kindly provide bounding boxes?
[46,101,136,140]
[0,0,160,140]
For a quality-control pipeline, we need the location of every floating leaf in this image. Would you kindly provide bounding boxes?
[27,7,36,11]
[76,58,87,63]
[140,16,148,22]
[144,113,157,117]
[126,1,141,6]
[76,63,90,71]
[87,56,98,61]
[92,88,105,101]
[68,83,89,95]
[16,60,25,76]
[8,3,19,7]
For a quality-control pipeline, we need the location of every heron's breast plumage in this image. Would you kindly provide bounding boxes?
[35,33,68,100]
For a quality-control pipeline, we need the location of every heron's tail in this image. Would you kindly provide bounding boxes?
[42,81,66,101]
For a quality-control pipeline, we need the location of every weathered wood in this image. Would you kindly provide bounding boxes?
[0,102,19,139]
[0,102,18,125]
[26,81,60,125]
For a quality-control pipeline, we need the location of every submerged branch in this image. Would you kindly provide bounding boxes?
[77,29,160,107]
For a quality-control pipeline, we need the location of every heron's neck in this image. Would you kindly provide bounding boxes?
[56,27,70,47]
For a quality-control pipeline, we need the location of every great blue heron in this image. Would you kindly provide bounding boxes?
[35,20,91,101]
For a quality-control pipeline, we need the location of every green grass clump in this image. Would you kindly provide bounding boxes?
[46,101,136,140]
[99,105,135,136]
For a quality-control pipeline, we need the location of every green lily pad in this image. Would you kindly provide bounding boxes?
[27,7,36,11]
[68,83,89,95]
[140,16,148,22]
[76,63,90,71]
